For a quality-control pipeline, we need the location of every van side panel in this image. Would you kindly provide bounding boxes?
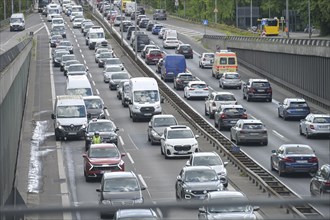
[161,55,186,81]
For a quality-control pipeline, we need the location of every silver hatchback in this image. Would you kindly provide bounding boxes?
[219,72,242,89]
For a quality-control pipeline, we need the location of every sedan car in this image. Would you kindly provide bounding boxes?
[184,81,209,100]
[103,65,125,83]
[299,114,330,138]
[186,152,228,188]
[163,37,180,49]
[95,48,112,62]
[53,50,70,67]
[83,96,107,120]
[173,72,195,90]
[230,119,268,145]
[60,54,76,71]
[151,24,164,35]
[83,143,125,182]
[204,91,237,119]
[310,164,330,196]
[158,27,168,39]
[199,52,214,68]
[119,20,132,32]
[198,191,259,220]
[147,114,178,145]
[160,125,199,159]
[270,144,319,176]
[104,58,124,69]
[219,72,242,89]
[108,72,130,90]
[175,166,223,201]
[278,98,310,120]
[97,52,116,68]
[84,118,119,150]
[72,17,84,28]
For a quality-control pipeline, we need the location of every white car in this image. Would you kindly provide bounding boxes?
[163,37,180,49]
[219,72,242,89]
[160,125,199,159]
[204,91,237,119]
[72,17,84,28]
[184,81,209,100]
[299,114,330,138]
[113,15,125,26]
[158,27,169,39]
[199,52,214,68]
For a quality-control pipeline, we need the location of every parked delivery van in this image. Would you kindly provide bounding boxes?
[160,54,186,81]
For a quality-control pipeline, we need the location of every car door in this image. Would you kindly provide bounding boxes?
[176,170,184,198]
[160,128,167,152]
[231,121,240,141]
[205,93,213,113]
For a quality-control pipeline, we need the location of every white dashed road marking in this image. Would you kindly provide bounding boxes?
[127,152,134,164]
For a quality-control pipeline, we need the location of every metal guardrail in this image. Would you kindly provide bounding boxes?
[204,35,330,47]
[0,37,33,73]
[88,7,324,220]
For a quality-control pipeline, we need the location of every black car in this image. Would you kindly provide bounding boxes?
[155,58,163,73]
[242,79,272,102]
[310,164,330,196]
[146,21,155,31]
[138,18,149,28]
[174,73,195,90]
[137,6,145,15]
[120,21,132,32]
[133,34,150,52]
[126,26,140,40]
[214,104,248,130]
[176,44,194,59]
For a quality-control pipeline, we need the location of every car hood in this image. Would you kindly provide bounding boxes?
[208,165,226,175]
[87,131,117,137]
[88,157,121,165]
[206,212,255,220]
[57,118,87,126]
[152,127,167,135]
[185,181,221,190]
[166,138,197,146]
[102,191,141,200]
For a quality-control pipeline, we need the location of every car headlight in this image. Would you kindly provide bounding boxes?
[165,143,173,148]
[109,134,117,140]
[134,105,140,109]
[151,130,160,137]
[99,60,104,63]
[102,200,112,205]
[192,143,198,148]
[134,198,144,204]
[155,104,161,109]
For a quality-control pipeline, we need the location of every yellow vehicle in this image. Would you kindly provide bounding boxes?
[121,0,132,12]
[257,18,279,36]
[211,50,238,79]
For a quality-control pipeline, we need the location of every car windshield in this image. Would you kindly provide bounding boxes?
[62,56,75,61]
[53,19,63,24]
[167,130,194,139]
[242,123,264,129]
[59,42,71,46]
[225,74,240,79]
[208,199,252,213]
[68,65,85,71]
[65,61,79,66]
[84,99,103,109]
[56,105,86,118]
[204,54,214,59]
[179,75,194,80]
[105,59,122,65]
[313,117,330,123]
[111,73,129,80]
[134,90,159,103]
[184,170,218,182]
[53,26,65,31]
[153,118,177,127]
[105,66,123,72]
[10,18,23,23]
[67,88,92,96]
[252,82,270,87]
[103,178,139,192]
[191,84,207,89]
[88,122,115,132]
[90,33,104,39]
[193,156,222,166]
[285,146,314,155]
[100,53,113,58]
[289,102,308,107]
[215,94,236,101]
[89,147,119,158]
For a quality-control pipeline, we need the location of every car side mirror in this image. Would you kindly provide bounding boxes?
[176,176,182,181]
[271,150,276,154]
[253,206,260,211]
[195,135,199,139]
[103,106,107,109]
[82,154,87,158]
[185,160,190,166]
[199,207,206,213]
[51,113,56,119]
[86,67,89,71]
[224,161,228,167]
[161,97,165,103]
[121,153,126,157]
[115,127,119,132]
[141,185,147,190]
[148,122,152,128]
[87,113,91,119]
[96,189,101,192]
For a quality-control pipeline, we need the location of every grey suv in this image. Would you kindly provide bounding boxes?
[96,171,146,218]
[153,9,167,20]
[242,79,272,102]
[147,114,178,145]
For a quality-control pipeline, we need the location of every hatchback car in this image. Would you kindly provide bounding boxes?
[299,114,330,138]
[186,152,228,188]
[49,34,63,47]
[204,92,237,119]
[147,114,178,145]
[116,79,130,100]
[72,17,84,28]
[230,119,268,145]
[141,44,160,58]
[95,48,112,62]
[60,54,76,71]
[104,58,124,69]
[199,52,214,68]
[278,98,310,120]
[96,171,146,218]
[83,143,125,182]
[173,73,195,90]
[145,49,163,65]
[53,50,70,67]
[242,79,272,102]
[103,66,125,83]
[146,20,155,31]
[184,81,209,100]
[176,44,193,59]
[113,15,126,26]
[219,72,242,89]
[175,166,223,201]
[198,191,259,220]
[83,96,107,120]
[160,125,199,159]
[310,164,330,196]
[84,118,119,150]
[270,144,319,177]
[158,27,169,39]
[120,81,130,107]
[155,58,163,73]
[214,105,247,130]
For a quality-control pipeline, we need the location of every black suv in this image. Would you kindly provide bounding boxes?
[176,44,193,59]
[243,79,272,102]
[174,73,195,90]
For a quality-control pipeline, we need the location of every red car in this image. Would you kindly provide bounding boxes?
[145,49,163,65]
[83,143,125,182]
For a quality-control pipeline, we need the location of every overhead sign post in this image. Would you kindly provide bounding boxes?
[203,19,208,35]
[175,0,179,15]
[214,8,218,23]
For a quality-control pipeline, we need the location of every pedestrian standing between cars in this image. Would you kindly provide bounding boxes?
[92,131,102,144]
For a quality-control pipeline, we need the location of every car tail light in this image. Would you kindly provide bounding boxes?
[176,79,181,83]
[203,88,209,90]
[242,113,248,119]
[203,58,206,61]
[308,157,318,163]
[310,124,315,129]
[266,88,272,93]
[189,88,195,90]
[283,157,295,162]
[220,113,226,119]
[248,88,256,93]
[212,102,216,107]
[324,181,330,186]
[261,130,267,134]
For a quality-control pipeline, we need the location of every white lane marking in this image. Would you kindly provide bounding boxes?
[272,130,286,139]
[127,152,134,164]
[73,35,76,38]
[79,49,82,53]
[44,21,72,220]
[105,109,110,117]
[95,88,100,95]
[81,54,84,59]
[77,43,80,48]
[138,174,147,188]
[84,60,87,65]
[88,72,92,77]
[75,39,78,43]
[34,25,45,34]
[128,134,139,150]
[249,114,257,120]
[1,23,44,46]
[92,81,96,86]
[119,136,124,146]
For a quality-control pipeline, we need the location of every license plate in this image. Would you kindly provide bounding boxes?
[68,132,76,135]
[296,160,308,163]
[144,113,152,116]
[195,91,203,93]
[295,109,303,111]
[183,50,188,53]
[319,125,329,129]
[249,133,259,135]
[258,89,265,92]
[177,151,187,155]
[100,171,105,174]
[153,58,158,61]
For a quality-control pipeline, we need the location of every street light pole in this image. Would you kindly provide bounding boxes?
[214,0,217,23]
[120,2,123,46]
[308,0,311,39]
[134,0,137,61]
[236,0,238,28]
[3,0,6,19]
[286,0,289,38]
[250,0,253,29]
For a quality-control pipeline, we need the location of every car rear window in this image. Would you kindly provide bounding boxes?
[150,50,161,55]
[154,118,177,127]
[225,73,240,79]
[215,94,236,101]
[179,75,194,80]
[191,84,207,89]
[242,123,264,129]
[289,102,308,107]
[223,108,244,114]
[204,54,214,58]
[313,117,330,123]
[252,82,270,87]
[285,146,313,155]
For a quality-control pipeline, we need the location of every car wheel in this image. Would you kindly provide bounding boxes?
[150,138,155,145]
[100,213,107,219]
[84,171,91,182]
[230,133,234,141]
[209,108,214,119]
[164,150,169,159]
[306,129,311,139]
[238,86,241,90]
[132,116,137,122]
[214,119,218,127]
[299,126,303,135]
[278,165,284,177]
[270,158,275,171]
[148,133,151,142]
[263,140,268,146]
[243,93,246,99]
[278,110,281,118]
[160,146,164,155]
[219,82,222,88]
[283,114,288,121]
[218,122,222,131]
[204,106,208,116]
[235,135,240,144]
[246,95,251,102]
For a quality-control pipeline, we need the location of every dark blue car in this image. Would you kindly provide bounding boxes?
[278,98,310,120]
[151,24,164,35]
[271,144,318,177]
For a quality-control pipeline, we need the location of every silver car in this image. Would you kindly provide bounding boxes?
[147,114,178,145]
[230,119,268,145]
[199,52,214,69]
[219,72,242,89]
[103,65,125,83]
[198,191,259,220]
[299,114,330,138]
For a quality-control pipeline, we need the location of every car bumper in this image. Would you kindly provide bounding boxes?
[165,146,199,158]
[222,81,242,87]
[131,111,162,119]
[283,163,318,173]
[307,129,330,136]
[186,92,208,99]
[247,93,272,99]
[237,135,268,143]
[220,119,239,128]
[55,127,85,139]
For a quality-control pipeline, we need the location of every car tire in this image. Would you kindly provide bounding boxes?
[238,85,241,90]
[214,119,218,128]
[161,146,164,155]
[246,95,251,102]
[84,171,91,182]
[230,133,234,141]
[209,108,214,119]
[164,151,169,159]
[235,135,240,145]
[204,106,208,116]
[243,93,246,99]
[132,116,137,122]
[219,82,222,88]
[100,213,107,219]
[306,129,311,139]
[55,134,60,141]
[270,158,275,171]
[278,110,282,118]
[299,126,303,135]
[263,140,268,146]
[218,122,222,131]
[278,165,284,177]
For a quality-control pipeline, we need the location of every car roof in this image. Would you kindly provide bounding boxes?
[89,143,117,149]
[152,114,176,119]
[223,71,239,74]
[249,78,269,82]
[192,152,218,157]
[83,95,103,100]
[220,104,244,109]
[280,144,312,149]
[89,119,113,124]
[116,209,157,218]
[177,72,193,76]
[183,166,214,171]
[237,119,263,124]
[188,81,206,85]
[211,91,234,96]
[103,171,135,179]
[286,98,306,102]
[208,191,246,200]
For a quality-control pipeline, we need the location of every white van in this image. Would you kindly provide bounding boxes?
[10,13,25,31]
[51,95,90,140]
[128,77,163,122]
[47,3,61,21]
[65,75,93,96]
[86,26,105,50]
[164,29,177,40]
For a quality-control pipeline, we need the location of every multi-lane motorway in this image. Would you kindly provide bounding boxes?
[2,2,329,219]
